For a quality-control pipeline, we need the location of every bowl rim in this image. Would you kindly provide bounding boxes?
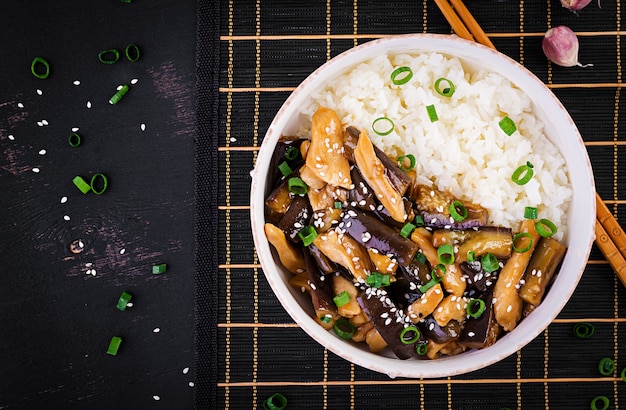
[250,33,596,378]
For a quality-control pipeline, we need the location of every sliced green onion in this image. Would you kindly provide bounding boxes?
[512,232,533,253]
[466,298,486,318]
[278,161,293,177]
[434,77,455,97]
[372,116,394,136]
[481,253,499,273]
[298,226,317,246]
[621,367,626,382]
[287,177,308,195]
[391,66,413,85]
[437,243,455,265]
[426,104,438,122]
[598,357,615,376]
[573,322,595,338]
[284,145,299,160]
[109,84,129,105]
[334,201,343,209]
[333,318,355,339]
[449,200,468,222]
[511,161,534,185]
[524,206,538,219]
[419,264,446,293]
[116,291,133,311]
[400,222,416,238]
[152,263,167,274]
[98,49,120,64]
[106,336,122,355]
[125,44,141,62]
[319,314,331,323]
[400,326,420,344]
[73,176,91,194]
[536,218,557,238]
[499,116,517,136]
[263,393,288,410]
[415,342,428,355]
[414,252,427,265]
[366,272,391,288]
[467,250,476,262]
[68,132,82,147]
[590,396,610,410]
[397,154,416,171]
[414,214,424,227]
[31,57,50,79]
[90,173,108,195]
[333,291,350,307]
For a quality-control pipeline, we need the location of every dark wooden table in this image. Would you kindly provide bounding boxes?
[0,1,198,408]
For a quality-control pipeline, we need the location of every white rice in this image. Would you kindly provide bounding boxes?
[299,52,572,240]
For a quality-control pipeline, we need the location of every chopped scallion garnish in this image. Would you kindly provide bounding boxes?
[287,177,308,195]
[512,232,533,253]
[366,272,390,288]
[263,393,288,410]
[284,145,299,160]
[390,66,413,85]
[152,263,167,274]
[400,222,416,238]
[31,57,50,79]
[73,176,91,194]
[397,154,416,171]
[524,206,538,219]
[481,253,499,273]
[426,104,438,122]
[399,326,420,344]
[467,250,476,262]
[414,214,424,227]
[466,298,486,318]
[90,173,108,195]
[590,395,610,410]
[511,161,534,185]
[573,322,595,338]
[434,77,455,97]
[419,264,446,292]
[297,226,317,246]
[333,291,350,307]
[109,84,129,105]
[415,342,428,355]
[116,291,133,311]
[414,252,426,265]
[333,318,355,339]
[277,161,292,177]
[125,44,141,62]
[98,49,120,64]
[598,357,615,376]
[535,218,557,238]
[106,336,122,355]
[437,243,455,265]
[449,200,468,222]
[499,116,517,136]
[334,201,342,209]
[68,132,82,147]
[372,116,394,136]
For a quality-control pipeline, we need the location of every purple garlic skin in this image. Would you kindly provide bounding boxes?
[559,0,592,10]
[542,26,584,67]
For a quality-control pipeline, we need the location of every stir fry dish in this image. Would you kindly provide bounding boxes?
[263,106,567,360]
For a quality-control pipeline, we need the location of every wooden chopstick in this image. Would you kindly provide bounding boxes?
[434,0,626,287]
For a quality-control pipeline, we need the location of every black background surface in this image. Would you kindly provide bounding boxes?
[0,1,198,408]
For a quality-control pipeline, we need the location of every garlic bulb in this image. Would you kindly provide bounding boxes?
[542,26,592,67]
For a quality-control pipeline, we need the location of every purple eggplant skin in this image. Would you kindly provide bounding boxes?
[458,289,500,350]
[345,126,412,196]
[308,244,338,275]
[348,166,378,213]
[268,140,304,188]
[357,290,416,360]
[388,261,428,308]
[277,195,312,242]
[421,211,484,230]
[340,208,420,266]
[303,248,336,315]
[418,316,462,344]
[372,198,416,229]
[459,261,499,295]
[265,178,293,225]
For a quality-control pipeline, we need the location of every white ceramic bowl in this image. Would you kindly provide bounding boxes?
[250,33,595,378]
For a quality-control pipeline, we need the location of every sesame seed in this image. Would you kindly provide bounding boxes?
[506,305,512,313]
[468,331,475,337]
[73,80,80,86]
[39,149,46,155]
[385,318,392,326]
[131,78,139,85]
[61,197,68,203]
[153,328,161,333]
[153,396,160,401]
[183,367,190,374]
[429,323,435,330]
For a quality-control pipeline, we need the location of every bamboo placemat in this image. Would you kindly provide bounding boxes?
[215,1,626,408]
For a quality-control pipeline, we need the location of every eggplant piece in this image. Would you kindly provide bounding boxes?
[458,290,500,349]
[459,260,499,294]
[418,316,462,344]
[388,261,428,308]
[357,290,415,360]
[348,166,378,212]
[519,237,566,306]
[346,126,412,196]
[308,244,338,275]
[341,208,419,266]
[413,185,488,229]
[265,178,293,225]
[373,198,417,229]
[303,249,337,328]
[268,140,304,188]
[432,226,513,262]
[277,196,312,242]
